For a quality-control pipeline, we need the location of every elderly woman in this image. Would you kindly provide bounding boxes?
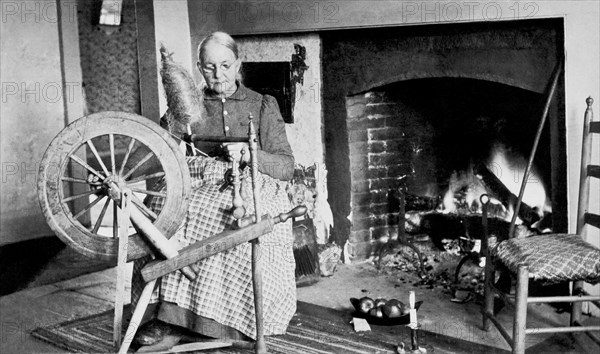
[131,32,296,346]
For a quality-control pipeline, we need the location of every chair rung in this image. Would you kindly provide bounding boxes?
[489,282,515,305]
[528,295,600,303]
[591,121,600,133]
[483,311,513,346]
[526,326,600,334]
[585,212,600,229]
[589,165,600,178]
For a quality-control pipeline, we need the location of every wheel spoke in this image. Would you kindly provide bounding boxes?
[109,133,116,175]
[131,195,158,220]
[122,152,153,180]
[70,155,105,180]
[119,137,137,176]
[62,176,101,185]
[126,171,165,184]
[92,197,111,233]
[74,195,105,220]
[86,139,110,176]
[63,189,100,203]
[130,187,167,198]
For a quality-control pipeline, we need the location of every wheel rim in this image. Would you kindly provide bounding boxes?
[38,111,190,262]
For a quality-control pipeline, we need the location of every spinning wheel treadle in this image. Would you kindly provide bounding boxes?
[38,111,191,262]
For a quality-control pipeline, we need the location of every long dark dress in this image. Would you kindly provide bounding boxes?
[131,84,296,340]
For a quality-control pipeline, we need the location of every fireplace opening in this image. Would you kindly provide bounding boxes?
[367,78,549,197]
[346,76,559,253]
[322,18,566,258]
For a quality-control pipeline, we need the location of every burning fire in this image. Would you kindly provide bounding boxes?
[487,143,551,218]
[439,143,551,226]
[440,168,511,220]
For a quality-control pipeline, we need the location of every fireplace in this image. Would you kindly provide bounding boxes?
[322,19,566,258]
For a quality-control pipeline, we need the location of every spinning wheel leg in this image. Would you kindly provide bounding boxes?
[114,188,131,350]
[119,279,158,354]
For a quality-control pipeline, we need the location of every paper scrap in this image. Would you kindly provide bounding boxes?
[352,317,371,332]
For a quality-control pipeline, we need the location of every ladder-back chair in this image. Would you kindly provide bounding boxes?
[480,93,600,353]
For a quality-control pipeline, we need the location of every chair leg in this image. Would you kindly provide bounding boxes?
[571,280,584,326]
[513,265,529,354]
[483,266,494,331]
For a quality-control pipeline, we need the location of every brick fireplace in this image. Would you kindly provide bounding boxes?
[322,19,566,258]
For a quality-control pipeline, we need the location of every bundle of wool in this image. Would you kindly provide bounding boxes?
[159,43,205,136]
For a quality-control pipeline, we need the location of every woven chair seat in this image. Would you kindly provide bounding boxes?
[494,234,600,284]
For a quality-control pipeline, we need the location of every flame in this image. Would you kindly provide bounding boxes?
[439,169,513,222]
[437,143,550,226]
[487,143,551,219]
[440,168,508,218]
[441,177,457,213]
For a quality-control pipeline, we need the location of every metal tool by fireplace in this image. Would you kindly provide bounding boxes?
[377,183,427,275]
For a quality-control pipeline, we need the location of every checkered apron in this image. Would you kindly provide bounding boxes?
[131,156,297,339]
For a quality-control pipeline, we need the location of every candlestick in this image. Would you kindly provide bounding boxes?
[411,326,419,351]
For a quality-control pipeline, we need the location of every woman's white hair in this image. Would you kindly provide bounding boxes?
[197,31,239,61]
[197,31,243,82]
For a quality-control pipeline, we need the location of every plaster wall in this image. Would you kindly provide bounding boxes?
[0,0,65,244]
[236,34,324,169]
[153,0,193,117]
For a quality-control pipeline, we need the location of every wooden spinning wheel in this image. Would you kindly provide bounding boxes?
[38,111,306,353]
[38,111,191,262]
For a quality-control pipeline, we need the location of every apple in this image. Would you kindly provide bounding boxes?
[400,302,411,316]
[374,298,388,308]
[382,303,402,318]
[369,307,384,318]
[387,299,401,306]
[358,297,375,314]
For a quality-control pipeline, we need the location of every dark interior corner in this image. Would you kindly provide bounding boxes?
[0,236,110,296]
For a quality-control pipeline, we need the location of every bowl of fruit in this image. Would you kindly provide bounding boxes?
[349,297,423,325]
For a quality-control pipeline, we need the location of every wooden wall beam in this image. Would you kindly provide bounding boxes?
[134,0,159,123]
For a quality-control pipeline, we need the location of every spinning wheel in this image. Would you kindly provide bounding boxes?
[38,111,305,353]
[38,111,191,262]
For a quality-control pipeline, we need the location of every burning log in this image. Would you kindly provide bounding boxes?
[405,194,442,212]
[475,163,540,225]
[415,213,513,251]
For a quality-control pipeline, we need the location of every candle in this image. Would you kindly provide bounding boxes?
[409,291,417,328]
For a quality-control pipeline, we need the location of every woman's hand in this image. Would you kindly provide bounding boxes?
[222,142,250,163]
[87,173,102,190]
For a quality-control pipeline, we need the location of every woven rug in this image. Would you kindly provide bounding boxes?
[31,302,508,354]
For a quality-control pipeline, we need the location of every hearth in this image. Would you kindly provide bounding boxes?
[322,19,566,258]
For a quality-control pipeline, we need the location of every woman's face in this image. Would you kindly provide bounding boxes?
[198,42,240,96]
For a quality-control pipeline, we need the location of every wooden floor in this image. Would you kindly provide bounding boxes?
[1,236,598,353]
